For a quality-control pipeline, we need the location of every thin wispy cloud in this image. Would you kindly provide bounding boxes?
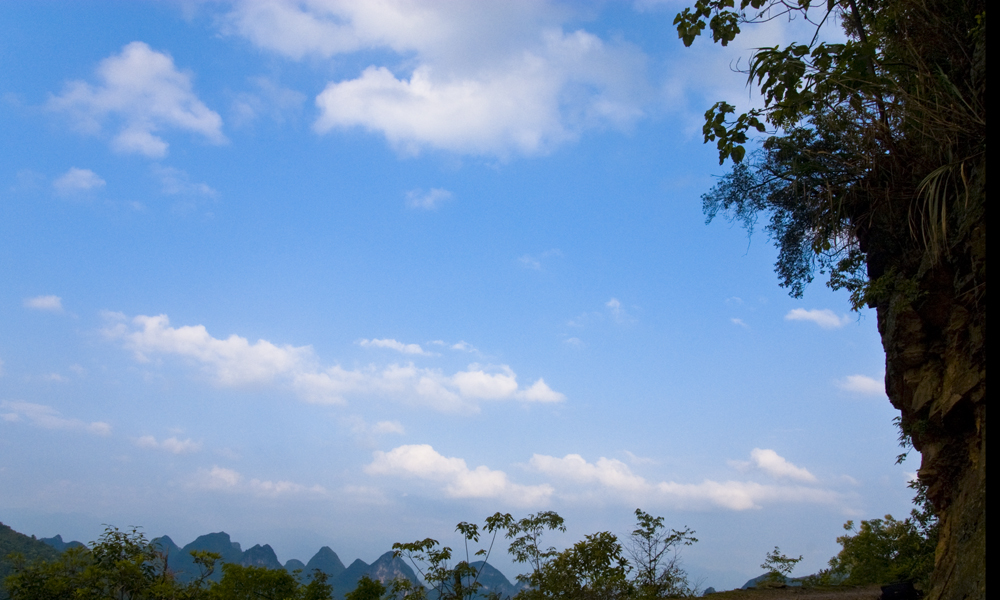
[191,466,327,497]
[372,420,405,435]
[1,401,111,436]
[450,341,478,353]
[24,295,63,313]
[153,165,218,197]
[231,76,307,127]
[606,297,636,323]
[785,308,850,329]
[49,42,225,157]
[519,249,562,270]
[405,188,452,210]
[359,338,432,356]
[135,435,202,454]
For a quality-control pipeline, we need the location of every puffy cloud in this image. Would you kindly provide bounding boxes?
[106,313,563,411]
[530,454,648,491]
[785,308,850,329]
[518,378,565,402]
[49,42,224,157]
[24,295,63,312]
[748,448,817,483]
[135,435,202,454]
[530,452,837,510]
[223,1,648,156]
[53,168,106,194]
[367,444,553,505]
[838,374,886,396]
[106,313,312,386]
[0,401,111,436]
[450,366,519,399]
[359,338,431,355]
[405,188,452,210]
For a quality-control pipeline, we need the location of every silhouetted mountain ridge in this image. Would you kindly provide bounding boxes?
[5,523,522,600]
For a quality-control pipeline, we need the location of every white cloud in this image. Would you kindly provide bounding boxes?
[223,1,648,156]
[24,295,63,312]
[192,466,326,496]
[405,188,452,210]
[359,338,431,356]
[135,435,202,454]
[105,313,563,411]
[153,166,218,197]
[785,308,850,329]
[105,313,313,386]
[0,401,111,436]
[53,168,106,194]
[530,454,648,491]
[366,444,553,506]
[49,42,225,157]
[731,318,749,328]
[838,374,885,396]
[199,466,242,489]
[450,365,519,399]
[748,448,817,483]
[530,452,837,510]
[518,378,565,402]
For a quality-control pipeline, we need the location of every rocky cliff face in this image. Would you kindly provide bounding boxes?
[878,215,985,599]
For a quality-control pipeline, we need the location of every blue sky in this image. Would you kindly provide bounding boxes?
[1,0,914,590]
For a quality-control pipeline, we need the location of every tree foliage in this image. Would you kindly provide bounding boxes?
[344,575,385,600]
[3,526,332,600]
[816,480,938,588]
[680,0,984,306]
[394,509,697,600]
[392,512,516,600]
[627,510,697,599]
[760,547,802,584]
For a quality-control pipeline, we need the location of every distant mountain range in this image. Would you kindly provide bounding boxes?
[0,522,524,600]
